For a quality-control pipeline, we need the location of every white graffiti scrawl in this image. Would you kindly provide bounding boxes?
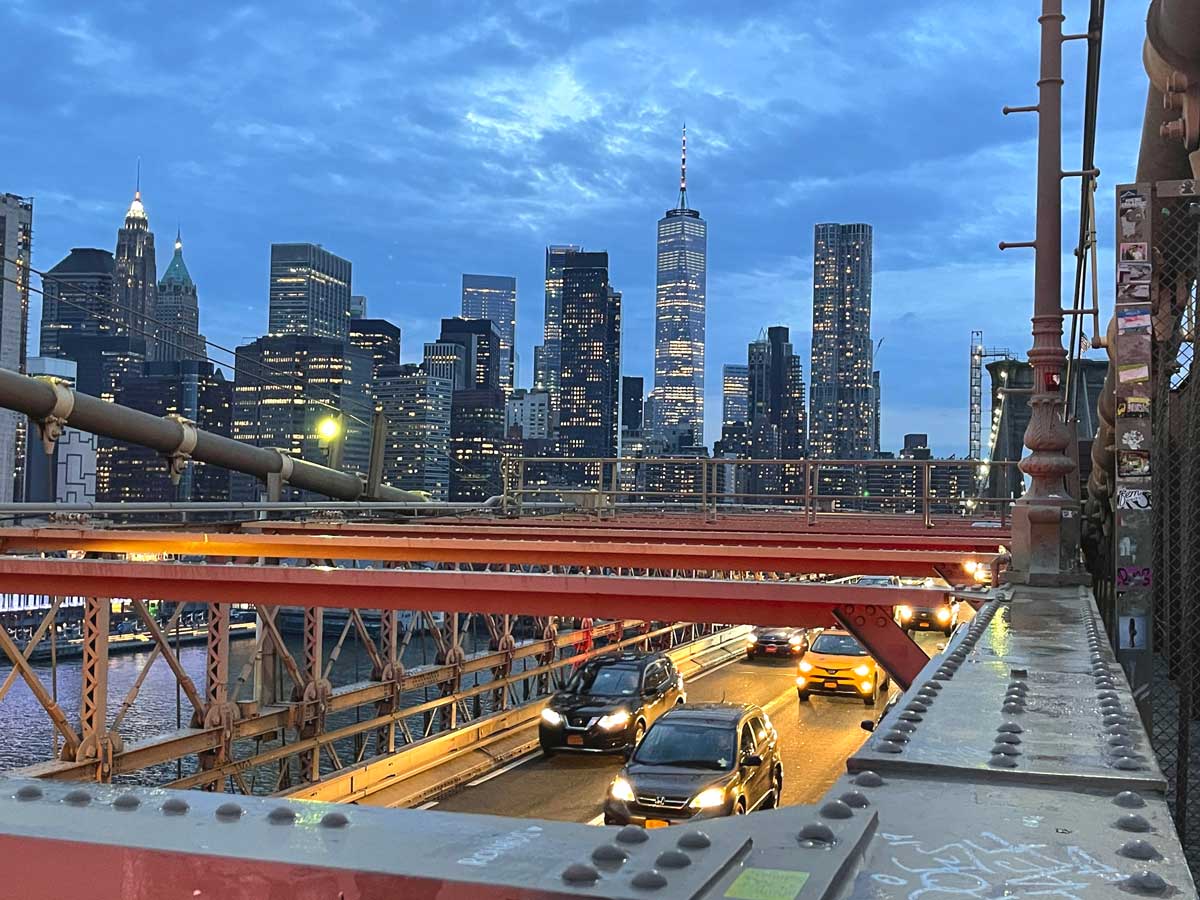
[867,831,1123,899]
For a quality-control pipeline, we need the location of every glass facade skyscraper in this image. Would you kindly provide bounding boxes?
[722,364,749,429]
[268,243,352,340]
[461,274,516,390]
[809,223,874,464]
[559,251,621,460]
[534,244,581,416]
[652,128,706,443]
[376,363,451,500]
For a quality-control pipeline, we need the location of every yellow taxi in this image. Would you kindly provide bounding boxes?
[796,629,887,706]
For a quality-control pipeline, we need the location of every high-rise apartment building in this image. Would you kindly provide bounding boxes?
[154,231,206,362]
[376,363,451,499]
[231,334,372,500]
[114,189,158,357]
[722,364,749,429]
[621,376,644,435]
[533,244,582,414]
[651,128,706,442]
[506,389,551,441]
[809,223,875,468]
[268,243,352,340]
[0,194,33,502]
[461,274,516,390]
[349,317,402,386]
[558,251,621,460]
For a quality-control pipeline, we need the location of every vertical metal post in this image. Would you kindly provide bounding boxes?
[375,607,399,754]
[922,462,932,529]
[366,409,386,500]
[206,603,230,709]
[1009,0,1081,583]
[299,606,324,781]
[78,596,111,780]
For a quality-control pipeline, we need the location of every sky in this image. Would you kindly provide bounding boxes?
[0,0,1149,453]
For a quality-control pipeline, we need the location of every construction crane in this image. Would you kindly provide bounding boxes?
[969,330,1013,460]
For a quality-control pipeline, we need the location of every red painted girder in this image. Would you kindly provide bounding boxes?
[833,605,931,691]
[0,528,993,577]
[0,558,947,630]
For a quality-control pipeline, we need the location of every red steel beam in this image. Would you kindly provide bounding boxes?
[240,521,1009,552]
[0,528,995,578]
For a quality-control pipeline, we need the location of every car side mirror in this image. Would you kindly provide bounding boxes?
[741,754,763,768]
[860,719,876,733]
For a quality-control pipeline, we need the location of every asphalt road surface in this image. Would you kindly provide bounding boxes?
[426,630,947,823]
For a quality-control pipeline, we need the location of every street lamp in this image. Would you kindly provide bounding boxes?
[318,417,341,441]
[317,414,344,469]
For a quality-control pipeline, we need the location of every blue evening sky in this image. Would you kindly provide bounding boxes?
[1,1,1145,452]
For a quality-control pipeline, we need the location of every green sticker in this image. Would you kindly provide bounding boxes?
[723,867,811,900]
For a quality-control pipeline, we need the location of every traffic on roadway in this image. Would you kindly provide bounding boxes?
[421,610,957,826]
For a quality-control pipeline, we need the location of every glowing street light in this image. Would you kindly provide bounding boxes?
[318,416,342,441]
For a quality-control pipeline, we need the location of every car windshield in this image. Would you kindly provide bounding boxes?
[565,663,640,696]
[811,633,867,656]
[857,577,893,586]
[634,722,734,770]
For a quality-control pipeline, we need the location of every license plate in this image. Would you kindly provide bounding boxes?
[644,819,669,829]
[824,681,838,689]
[765,646,777,654]
[918,622,930,629]
[567,735,584,746]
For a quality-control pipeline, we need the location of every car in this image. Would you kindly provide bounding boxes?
[745,626,809,660]
[796,629,887,705]
[538,651,685,755]
[603,703,782,827]
[855,575,900,587]
[895,599,958,635]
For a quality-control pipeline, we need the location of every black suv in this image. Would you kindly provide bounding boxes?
[539,652,685,755]
[745,626,809,660]
[603,703,782,827]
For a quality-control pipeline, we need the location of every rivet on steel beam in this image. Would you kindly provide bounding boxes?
[677,830,711,850]
[268,806,297,825]
[1002,703,1025,714]
[1108,735,1134,748]
[320,811,350,829]
[15,786,42,802]
[893,721,917,733]
[853,771,884,788]
[840,791,870,808]
[1107,724,1132,736]
[632,869,669,890]
[922,682,943,692]
[655,850,691,869]
[161,798,189,816]
[562,863,600,885]
[989,754,1018,768]
[997,722,1023,733]
[617,825,649,844]
[990,743,1021,756]
[1118,839,1161,861]
[820,800,854,819]
[592,844,628,864]
[1098,691,1118,700]
[1115,791,1146,809]
[882,730,909,743]
[1114,758,1144,771]
[112,794,140,811]
[215,802,243,821]
[1123,870,1168,894]
[906,701,928,713]
[1116,814,1151,833]
[797,823,836,847]
[898,711,923,722]
[994,733,1021,745]
[874,740,903,754]
[63,789,91,806]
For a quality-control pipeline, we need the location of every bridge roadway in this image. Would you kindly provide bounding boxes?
[407,632,946,822]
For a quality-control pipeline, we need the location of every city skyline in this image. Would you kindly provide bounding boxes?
[1,2,1148,453]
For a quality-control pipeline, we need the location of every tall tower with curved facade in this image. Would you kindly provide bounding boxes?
[651,127,707,445]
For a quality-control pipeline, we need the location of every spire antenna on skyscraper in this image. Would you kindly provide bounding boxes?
[678,124,688,209]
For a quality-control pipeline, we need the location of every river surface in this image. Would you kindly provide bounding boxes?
[0,624,559,789]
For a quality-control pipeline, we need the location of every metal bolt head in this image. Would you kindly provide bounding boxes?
[112,794,140,811]
[990,743,1021,756]
[989,753,1018,768]
[1001,703,1025,714]
[994,732,1021,744]
[320,811,350,829]
[1114,791,1146,809]
[15,785,42,802]
[874,740,903,754]
[617,825,649,844]
[906,701,928,713]
[677,830,711,849]
[840,791,870,808]
[655,850,691,869]
[161,798,189,816]
[215,802,243,821]
[853,771,884,788]
[632,869,669,890]
[562,863,600,884]
[1124,870,1168,894]
[1116,814,1151,833]
[1114,757,1144,771]
[997,722,1024,734]
[592,844,628,864]
[797,823,835,847]
[820,800,854,819]
[62,789,91,806]
[1118,839,1161,861]
[267,806,297,825]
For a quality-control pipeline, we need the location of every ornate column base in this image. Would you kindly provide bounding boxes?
[1007,496,1087,586]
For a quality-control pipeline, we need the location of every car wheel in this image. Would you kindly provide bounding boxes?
[764,766,782,809]
[540,742,555,758]
[797,690,810,702]
[864,679,878,707]
[734,797,746,816]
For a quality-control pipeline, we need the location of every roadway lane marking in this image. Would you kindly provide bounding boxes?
[466,752,539,787]
[417,801,439,810]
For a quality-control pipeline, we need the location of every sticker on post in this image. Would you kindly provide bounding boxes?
[1119,242,1148,262]
[1116,396,1150,417]
[1117,363,1149,384]
[1117,262,1151,284]
[1116,488,1151,510]
[724,868,811,900]
[1117,450,1150,478]
[1116,306,1151,333]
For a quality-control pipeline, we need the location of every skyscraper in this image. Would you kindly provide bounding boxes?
[268,243,352,340]
[461,274,516,390]
[349,317,402,386]
[438,317,502,391]
[534,244,582,414]
[809,223,874,468]
[722,364,749,429]
[559,252,621,460]
[449,388,506,501]
[154,230,206,362]
[621,376,644,434]
[423,341,467,390]
[376,363,451,499]
[652,127,707,442]
[0,193,32,503]
[114,188,158,357]
[39,248,117,359]
[507,389,551,440]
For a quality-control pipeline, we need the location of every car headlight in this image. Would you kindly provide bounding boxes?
[597,709,631,730]
[541,708,564,726]
[964,560,979,574]
[853,664,871,677]
[747,634,758,644]
[936,607,952,622]
[859,680,874,693]
[610,777,635,802]
[795,675,807,687]
[689,787,726,809]
[897,605,913,620]
[788,634,804,646]
[798,660,813,673]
